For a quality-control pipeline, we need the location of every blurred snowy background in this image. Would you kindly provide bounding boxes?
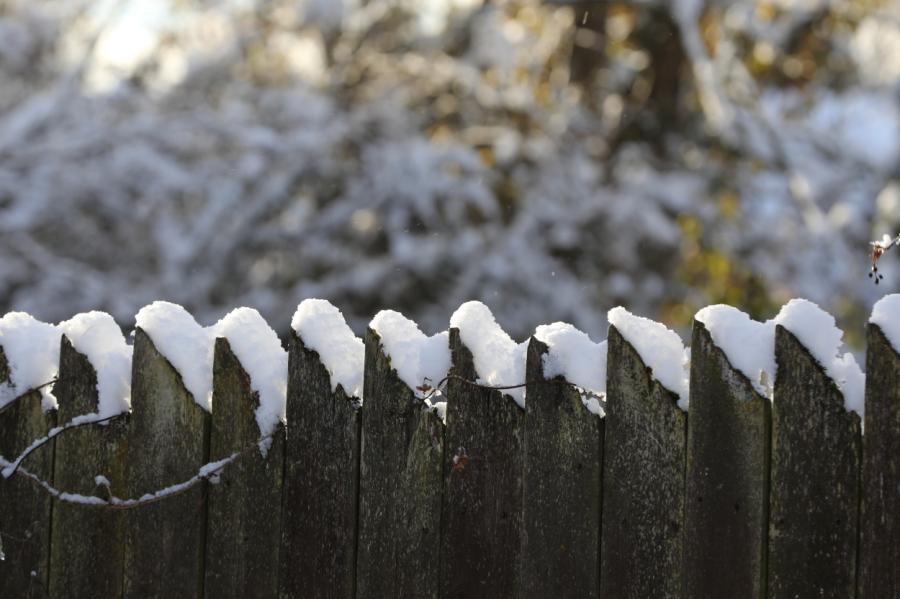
[0,0,897,344]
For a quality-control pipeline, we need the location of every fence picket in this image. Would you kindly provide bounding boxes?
[767,325,860,597]
[48,336,128,599]
[122,328,211,599]
[278,334,360,599]
[440,328,524,599]
[356,329,443,599]
[859,322,900,598]
[599,325,687,598]
[683,320,770,599]
[205,338,284,599]
[0,345,56,599]
[520,337,602,599]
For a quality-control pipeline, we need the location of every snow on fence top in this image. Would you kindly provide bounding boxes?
[449,301,527,408]
[58,311,132,418]
[608,306,690,410]
[871,294,900,352]
[533,322,607,416]
[696,299,864,417]
[291,299,364,400]
[369,310,450,395]
[135,301,215,412]
[0,312,61,411]
[214,308,288,441]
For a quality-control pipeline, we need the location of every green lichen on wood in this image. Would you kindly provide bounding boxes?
[48,336,128,599]
[767,325,860,599]
[600,325,686,599]
[0,341,56,599]
[205,337,284,599]
[356,328,443,599]
[683,321,770,599]
[440,328,524,599]
[122,328,210,599]
[278,333,360,599]
[859,323,900,599]
[520,337,602,599]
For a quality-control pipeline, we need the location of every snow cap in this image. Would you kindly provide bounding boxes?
[449,301,527,408]
[369,310,450,398]
[695,304,775,397]
[291,299,364,400]
[607,306,690,410]
[0,312,61,411]
[534,322,606,416]
[871,294,900,352]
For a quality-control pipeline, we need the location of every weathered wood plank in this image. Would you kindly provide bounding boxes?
[520,337,602,599]
[205,337,284,599]
[48,336,128,599]
[860,322,900,598]
[278,333,360,599]
[767,325,860,598]
[440,328,524,599]
[599,325,686,599]
[356,328,443,599]
[122,328,211,599]
[683,320,770,599]
[0,344,56,599]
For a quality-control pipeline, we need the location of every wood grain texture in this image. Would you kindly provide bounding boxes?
[356,328,443,599]
[205,338,284,599]
[122,328,211,599]
[48,336,128,599]
[0,343,56,599]
[860,323,900,598]
[520,337,602,599]
[683,321,770,599]
[767,325,860,599]
[440,328,524,599]
[599,325,686,599]
[278,333,360,599]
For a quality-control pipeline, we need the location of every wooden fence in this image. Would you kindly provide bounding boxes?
[1,317,899,598]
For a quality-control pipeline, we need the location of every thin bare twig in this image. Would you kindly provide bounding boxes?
[418,374,605,407]
[0,378,58,417]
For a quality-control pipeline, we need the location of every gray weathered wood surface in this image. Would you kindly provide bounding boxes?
[520,337,602,599]
[600,325,687,599]
[278,333,360,599]
[440,328,524,599]
[683,320,770,599]
[0,344,56,599]
[356,329,443,599]
[859,322,900,598]
[122,328,211,599]
[48,336,128,599]
[767,325,860,598]
[205,338,284,599]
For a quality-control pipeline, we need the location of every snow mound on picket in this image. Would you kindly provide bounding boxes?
[871,294,900,353]
[369,310,450,398]
[775,298,864,417]
[0,312,61,411]
[135,301,214,412]
[291,299,364,400]
[695,305,775,397]
[608,307,690,410]
[449,301,527,408]
[58,312,132,418]
[534,322,606,416]
[214,308,287,440]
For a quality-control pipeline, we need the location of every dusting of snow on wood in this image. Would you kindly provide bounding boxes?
[695,305,775,397]
[0,312,61,411]
[58,311,132,418]
[607,306,690,410]
[870,294,900,353]
[369,309,449,398]
[214,307,288,440]
[449,301,527,408]
[533,322,607,416]
[774,299,864,417]
[134,301,214,412]
[291,299,364,400]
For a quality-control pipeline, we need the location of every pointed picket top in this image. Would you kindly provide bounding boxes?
[533,322,607,416]
[291,299,364,401]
